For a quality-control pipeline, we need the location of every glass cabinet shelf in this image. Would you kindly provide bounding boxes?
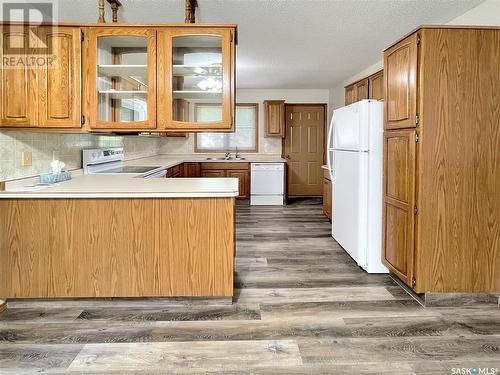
[98,65,148,77]
[173,90,222,99]
[172,64,222,77]
[98,90,148,99]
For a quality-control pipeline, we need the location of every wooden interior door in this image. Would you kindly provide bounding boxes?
[284,105,325,196]
[0,27,37,127]
[38,27,81,128]
[382,130,416,287]
[384,33,418,130]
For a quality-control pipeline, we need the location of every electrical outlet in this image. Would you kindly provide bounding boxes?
[21,151,32,167]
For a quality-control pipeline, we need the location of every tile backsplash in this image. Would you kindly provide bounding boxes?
[0,131,160,181]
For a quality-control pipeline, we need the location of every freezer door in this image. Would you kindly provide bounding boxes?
[333,100,370,152]
[331,150,368,266]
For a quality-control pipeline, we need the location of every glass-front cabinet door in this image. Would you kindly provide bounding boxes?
[87,28,156,129]
[158,27,235,131]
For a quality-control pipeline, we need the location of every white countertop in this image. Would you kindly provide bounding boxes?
[123,154,286,169]
[0,154,284,199]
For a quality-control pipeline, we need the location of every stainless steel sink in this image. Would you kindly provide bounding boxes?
[205,157,246,161]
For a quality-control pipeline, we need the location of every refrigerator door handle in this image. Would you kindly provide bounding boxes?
[326,113,335,181]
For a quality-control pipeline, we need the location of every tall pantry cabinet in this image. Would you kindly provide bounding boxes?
[382,27,500,294]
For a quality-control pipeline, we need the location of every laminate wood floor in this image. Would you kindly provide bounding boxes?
[0,198,498,374]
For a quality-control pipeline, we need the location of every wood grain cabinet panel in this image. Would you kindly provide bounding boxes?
[382,130,416,288]
[322,176,332,220]
[86,27,157,130]
[0,28,37,127]
[184,162,201,177]
[344,84,356,106]
[264,100,285,137]
[383,27,500,293]
[38,27,81,128]
[157,27,235,132]
[355,78,369,102]
[227,170,249,198]
[0,198,234,298]
[201,163,250,199]
[384,33,418,130]
[201,170,225,178]
[368,70,384,100]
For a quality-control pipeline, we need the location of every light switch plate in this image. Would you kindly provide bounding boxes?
[22,151,32,166]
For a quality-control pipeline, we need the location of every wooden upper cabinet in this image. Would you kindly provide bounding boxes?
[264,100,285,137]
[382,129,416,288]
[157,27,235,132]
[384,33,418,130]
[368,70,384,101]
[38,27,81,128]
[344,84,356,106]
[86,27,157,130]
[0,26,37,127]
[355,78,369,102]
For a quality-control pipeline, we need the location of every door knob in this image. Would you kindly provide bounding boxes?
[285,155,291,160]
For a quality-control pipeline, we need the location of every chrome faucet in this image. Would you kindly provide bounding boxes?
[235,147,240,159]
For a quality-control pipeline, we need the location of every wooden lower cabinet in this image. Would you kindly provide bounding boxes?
[201,163,250,199]
[183,162,201,177]
[382,27,500,294]
[167,163,183,177]
[0,198,235,298]
[322,169,332,220]
[227,170,249,199]
[202,170,225,178]
[382,130,416,287]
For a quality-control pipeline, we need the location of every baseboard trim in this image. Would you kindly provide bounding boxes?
[424,292,500,307]
[389,273,499,308]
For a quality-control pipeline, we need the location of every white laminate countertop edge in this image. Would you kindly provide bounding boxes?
[0,154,283,199]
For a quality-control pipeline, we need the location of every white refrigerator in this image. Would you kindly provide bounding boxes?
[326,100,388,273]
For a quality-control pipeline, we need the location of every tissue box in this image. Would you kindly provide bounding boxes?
[39,171,72,184]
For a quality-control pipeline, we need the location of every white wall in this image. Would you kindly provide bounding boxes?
[328,0,500,113]
[159,89,330,155]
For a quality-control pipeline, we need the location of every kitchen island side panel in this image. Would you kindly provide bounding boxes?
[0,198,234,298]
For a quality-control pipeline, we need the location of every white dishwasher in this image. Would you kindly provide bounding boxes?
[250,163,285,205]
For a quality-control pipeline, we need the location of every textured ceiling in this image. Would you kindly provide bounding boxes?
[56,0,484,88]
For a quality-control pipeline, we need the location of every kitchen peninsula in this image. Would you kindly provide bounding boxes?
[0,171,239,300]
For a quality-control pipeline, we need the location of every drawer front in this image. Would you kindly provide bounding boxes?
[202,162,249,170]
